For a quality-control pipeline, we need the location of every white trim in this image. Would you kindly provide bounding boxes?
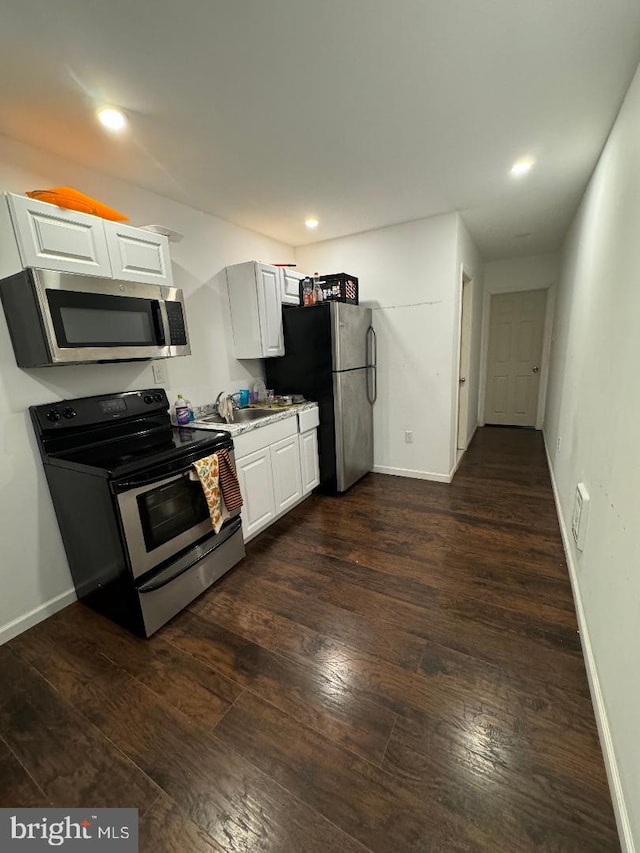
[0,587,76,646]
[243,492,312,543]
[543,433,635,853]
[372,465,451,483]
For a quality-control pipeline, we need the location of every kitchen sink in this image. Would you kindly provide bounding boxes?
[199,408,274,425]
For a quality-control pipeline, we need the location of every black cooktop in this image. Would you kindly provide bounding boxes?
[50,425,231,478]
[30,389,232,479]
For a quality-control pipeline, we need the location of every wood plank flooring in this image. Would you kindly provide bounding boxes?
[0,427,619,851]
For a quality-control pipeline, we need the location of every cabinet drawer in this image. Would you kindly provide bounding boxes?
[104,221,173,285]
[298,406,319,433]
[8,193,112,277]
[233,415,297,459]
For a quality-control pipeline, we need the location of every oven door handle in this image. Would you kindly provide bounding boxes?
[115,444,233,492]
[138,518,242,592]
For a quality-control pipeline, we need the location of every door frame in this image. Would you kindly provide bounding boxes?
[456,271,473,453]
[450,265,476,479]
[478,283,556,429]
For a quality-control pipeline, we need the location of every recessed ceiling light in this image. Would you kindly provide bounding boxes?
[305,217,319,229]
[510,158,535,177]
[96,106,127,132]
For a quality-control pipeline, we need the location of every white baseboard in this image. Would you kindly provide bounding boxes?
[0,588,76,646]
[543,433,635,853]
[372,465,451,483]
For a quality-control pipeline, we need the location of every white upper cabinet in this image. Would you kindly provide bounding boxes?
[104,221,173,286]
[226,261,285,358]
[1,193,174,285]
[281,268,304,305]
[7,193,112,277]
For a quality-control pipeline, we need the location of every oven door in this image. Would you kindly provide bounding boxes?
[115,449,240,579]
[31,268,190,363]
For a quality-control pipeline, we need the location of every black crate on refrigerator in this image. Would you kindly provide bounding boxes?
[318,273,359,305]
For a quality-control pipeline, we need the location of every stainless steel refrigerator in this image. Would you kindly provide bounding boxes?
[266,302,376,494]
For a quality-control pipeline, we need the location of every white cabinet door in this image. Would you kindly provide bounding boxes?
[7,193,112,277]
[104,221,173,286]
[299,429,320,495]
[255,263,284,357]
[236,448,276,539]
[281,268,304,305]
[271,434,302,514]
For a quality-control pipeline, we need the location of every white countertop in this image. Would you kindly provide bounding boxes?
[187,401,318,437]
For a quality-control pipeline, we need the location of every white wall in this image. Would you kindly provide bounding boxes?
[545,65,640,851]
[0,133,293,644]
[479,253,560,427]
[297,213,483,481]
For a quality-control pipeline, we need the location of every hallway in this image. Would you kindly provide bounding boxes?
[0,427,619,851]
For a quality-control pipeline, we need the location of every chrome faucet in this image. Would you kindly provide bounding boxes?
[214,390,239,423]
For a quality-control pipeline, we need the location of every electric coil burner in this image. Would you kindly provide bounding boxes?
[30,388,245,637]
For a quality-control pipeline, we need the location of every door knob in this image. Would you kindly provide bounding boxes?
[459,377,466,384]
[532,366,539,373]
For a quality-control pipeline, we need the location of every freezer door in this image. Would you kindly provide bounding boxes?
[333,367,374,492]
[331,303,373,371]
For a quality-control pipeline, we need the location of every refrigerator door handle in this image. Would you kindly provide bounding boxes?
[367,326,377,404]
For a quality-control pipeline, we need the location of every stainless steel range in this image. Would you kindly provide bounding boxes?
[30,389,245,636]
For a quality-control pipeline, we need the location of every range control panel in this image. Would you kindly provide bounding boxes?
[31,389,170,431]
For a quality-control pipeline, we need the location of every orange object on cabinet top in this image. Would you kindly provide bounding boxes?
[25,187,129,221]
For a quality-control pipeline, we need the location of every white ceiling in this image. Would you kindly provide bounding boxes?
[1,0,640,259]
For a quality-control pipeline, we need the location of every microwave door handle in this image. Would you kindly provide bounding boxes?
[151,300,166,345]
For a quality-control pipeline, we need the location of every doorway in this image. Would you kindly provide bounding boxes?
[457,273,473,451]
[484,288,547,426]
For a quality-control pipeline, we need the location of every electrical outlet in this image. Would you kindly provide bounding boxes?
[556,435,561,454]
[571,483,590,551]
[152,363,167,385]
[404,430,413,444]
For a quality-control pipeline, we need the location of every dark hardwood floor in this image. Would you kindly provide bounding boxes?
[0,427,620,851]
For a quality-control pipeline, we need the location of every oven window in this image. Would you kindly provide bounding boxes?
[137,476,209,552]
[47,289,160,347]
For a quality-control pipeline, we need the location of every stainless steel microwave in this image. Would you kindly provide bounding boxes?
[0,268,191,367]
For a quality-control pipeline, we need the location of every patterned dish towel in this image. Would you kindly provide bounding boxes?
[193,451,243,534]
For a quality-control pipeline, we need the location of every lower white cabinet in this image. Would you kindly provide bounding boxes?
[271,435,303,513]
[299,429,320,494]
[233,411,319,542]
[235,447,277,540]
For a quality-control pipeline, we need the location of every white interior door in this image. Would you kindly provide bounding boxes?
[457,276,473,450]
[485,289,547,426]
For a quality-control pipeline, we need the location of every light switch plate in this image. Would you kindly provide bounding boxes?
[152,363,167,385]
